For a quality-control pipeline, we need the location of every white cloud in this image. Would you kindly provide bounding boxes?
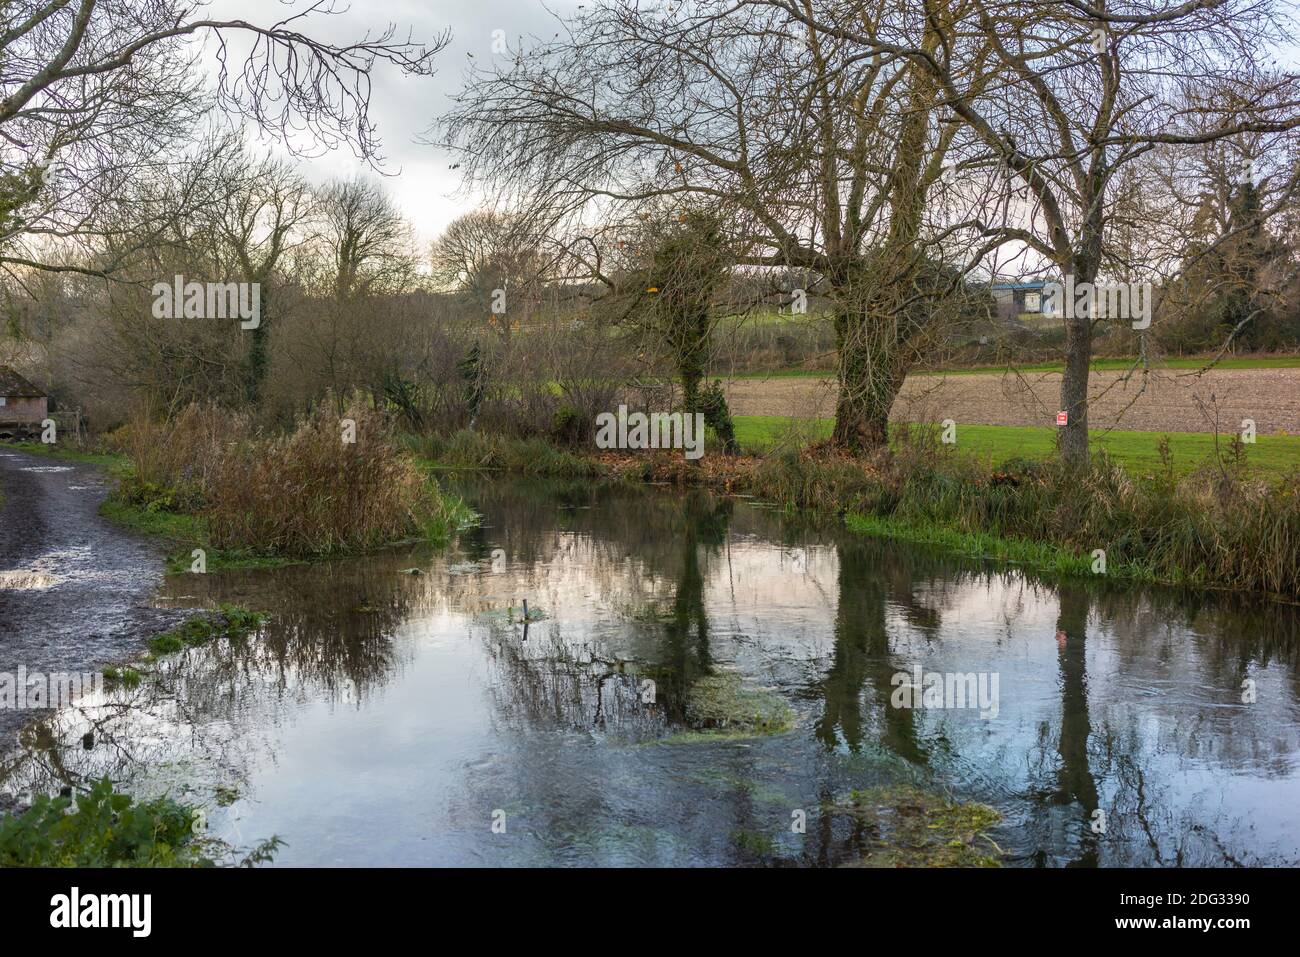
[203,0,579,243]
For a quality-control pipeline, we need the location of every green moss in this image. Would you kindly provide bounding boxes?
[102,666,142,688]
[145,606,265,659]
[836,785,1003,868]
[682,770,789,805]
[663,672,795,742]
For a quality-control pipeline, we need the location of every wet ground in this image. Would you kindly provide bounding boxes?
[2,472,1299,866]
[0,448,185,751]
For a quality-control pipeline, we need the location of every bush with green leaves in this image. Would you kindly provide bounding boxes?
[0,778,213,867]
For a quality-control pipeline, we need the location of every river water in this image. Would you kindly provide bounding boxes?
[3,476,1298,866]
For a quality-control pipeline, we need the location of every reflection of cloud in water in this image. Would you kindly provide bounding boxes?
[2,476,1299,866]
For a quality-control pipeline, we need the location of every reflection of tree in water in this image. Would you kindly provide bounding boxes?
[449,475,728,582]
[815,537,929,761]
[481,618,664,738]
[1024,584,1300,866]
[645,490,730,722]
[1109,588,1300,715]
[1031,584,1187,867]
[0,651,277,810]
[474,486,733,736]
[1,557,426,807]
[1052,585,1100,867]
[166,557,424,703]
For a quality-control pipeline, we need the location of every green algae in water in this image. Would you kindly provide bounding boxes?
[681,769,790,806]
[732,828,777,858]
[145,605,265,658]
[836,785,1003,868]
[658,671,795,743]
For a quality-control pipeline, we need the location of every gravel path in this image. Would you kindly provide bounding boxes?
[0,448,181,751]
[725,367,1300,434]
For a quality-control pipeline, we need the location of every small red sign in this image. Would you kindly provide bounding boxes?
[1056,411,1069,427]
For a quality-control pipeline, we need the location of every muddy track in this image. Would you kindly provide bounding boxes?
[0,448,185,752]
[725,367,1300,434]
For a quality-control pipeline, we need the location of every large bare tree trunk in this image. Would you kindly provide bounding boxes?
[1058,242,1099,467]
[832,311,903,451]
[828,46,933,455]
[1059,311,1092,467]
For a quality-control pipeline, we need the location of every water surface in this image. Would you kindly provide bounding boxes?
[4,476,1298,866]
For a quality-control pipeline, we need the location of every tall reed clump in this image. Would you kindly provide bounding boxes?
[113,405,248,512]
[204,406,461,557]
[115,404,465,558]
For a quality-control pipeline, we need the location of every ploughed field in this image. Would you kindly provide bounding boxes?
[724,366,1300,436]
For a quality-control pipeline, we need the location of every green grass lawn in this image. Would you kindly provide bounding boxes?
[733,415,1300,478]
[730,355,1300,379]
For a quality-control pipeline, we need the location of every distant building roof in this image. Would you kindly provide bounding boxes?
[991,281,1049,291]
[0,366,46,397]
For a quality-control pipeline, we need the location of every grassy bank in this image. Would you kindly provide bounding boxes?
[4,412,475,569]
[842,513,1125,579]
[123,406,476,563]
[414,427,1300,601]
[734,417,1300,479]
[731,354,1300,379]
[98,497,306,573]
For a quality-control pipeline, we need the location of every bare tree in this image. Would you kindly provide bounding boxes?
[314,177,417,302]
[430,209,552,343]
[766,0,1300,464]
[436,0,1001,452]
[205,152,312,404]
[0,0,447,278]
[1123,100,1300,356]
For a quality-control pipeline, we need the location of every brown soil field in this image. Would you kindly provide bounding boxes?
[724,367,1300,434]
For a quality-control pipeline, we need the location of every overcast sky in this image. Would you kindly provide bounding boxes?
[203,0,1300,252]
[206,0,580,244]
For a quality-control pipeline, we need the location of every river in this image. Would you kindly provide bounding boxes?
[3,475,1298,866]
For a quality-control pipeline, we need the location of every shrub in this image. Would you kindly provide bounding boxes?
[0,778,213,867]
[204,405,459,556]
[114,405,245,512]
[115,403,465,558]
[748,447,880,511]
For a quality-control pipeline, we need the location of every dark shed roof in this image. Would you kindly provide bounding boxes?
[0,366,46,397]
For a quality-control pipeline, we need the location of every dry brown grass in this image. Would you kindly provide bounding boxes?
[116,403,461,557]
